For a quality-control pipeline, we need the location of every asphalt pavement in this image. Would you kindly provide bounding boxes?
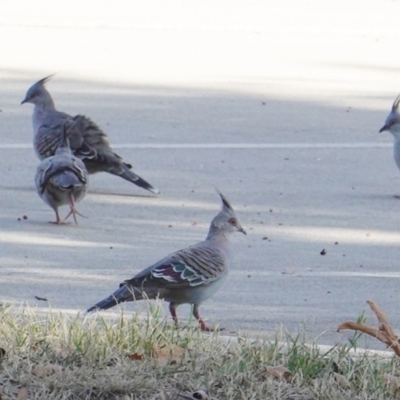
[1,0,400,347]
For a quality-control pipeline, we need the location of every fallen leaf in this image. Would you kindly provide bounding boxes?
[337,322,388,342]
[31,364,62,377]
[333,372,351,389]
[126,352,144,361]
[338,300,400,357]
[17,387,28,400]
[153,344,185,366]
[262,365,291,381]
[367,300,391,329]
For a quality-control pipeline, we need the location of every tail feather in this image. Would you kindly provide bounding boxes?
[85,285,135,313]
[117,164,160,195]
[54,170,82,188]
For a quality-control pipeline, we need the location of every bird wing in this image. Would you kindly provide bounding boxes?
[35,121,67,159]
[66,114,136,171]
[36,158,54,193]
[124,245,227,290]
[36,155,87,194]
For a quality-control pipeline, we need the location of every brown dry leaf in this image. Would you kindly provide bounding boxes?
[17,387,28,400]
[263,365,292,381]
[152,344,185,366]
[31,364,62,378]
[333,372,351,389]
[368,300,397,339]
[367,300,390,325]
[126,352,144,361]
[337,322,388,342]
[337,300,400,357]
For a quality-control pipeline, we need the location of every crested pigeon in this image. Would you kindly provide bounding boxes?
[85,190,246,331]
[22,75,159,195]
[35,124,88,224]
[380,94,400,175]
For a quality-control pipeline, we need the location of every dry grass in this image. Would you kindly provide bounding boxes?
[0,304,399,400]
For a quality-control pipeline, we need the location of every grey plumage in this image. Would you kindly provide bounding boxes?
[380,94,400,174]
[85,190,246,331]
[22,75,159,195]
[35,125,88,224]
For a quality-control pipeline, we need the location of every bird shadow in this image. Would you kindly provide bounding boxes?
[0,184,157,198]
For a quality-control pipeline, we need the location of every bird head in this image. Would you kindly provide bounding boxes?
[21,74,55,106]
[208,189,246,237]
[379,94,400,138]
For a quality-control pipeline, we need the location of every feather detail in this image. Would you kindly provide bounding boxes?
[150,247,226,288]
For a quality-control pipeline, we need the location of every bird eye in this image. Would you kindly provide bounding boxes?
[228,218,237,226]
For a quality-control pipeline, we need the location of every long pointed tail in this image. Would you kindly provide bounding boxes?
[117,164,159,195]
[85,285,135,313]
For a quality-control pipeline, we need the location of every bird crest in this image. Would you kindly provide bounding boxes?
[37,74,56,87]
[392,93,400,113]
[214,187,234,213]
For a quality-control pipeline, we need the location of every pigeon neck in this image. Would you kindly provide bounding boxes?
[34,97,56,112]
[206,225,230,242]
[32,100,56,133]
[34,87,56,112]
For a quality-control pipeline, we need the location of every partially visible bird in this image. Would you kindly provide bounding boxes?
[22,75,159,195]
[35,124,88,224]
[162,389,209,400]
[85,190,246,331]
[178,390,209,400]
[380,94,400,188]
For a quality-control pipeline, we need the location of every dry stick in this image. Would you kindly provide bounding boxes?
[337,300,400,357]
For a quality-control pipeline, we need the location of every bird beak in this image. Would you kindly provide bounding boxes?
[21,98,27,105]
[238,226,247,235]
[379,124,389,133]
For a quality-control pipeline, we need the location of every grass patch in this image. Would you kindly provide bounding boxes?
[0,304,399,399]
